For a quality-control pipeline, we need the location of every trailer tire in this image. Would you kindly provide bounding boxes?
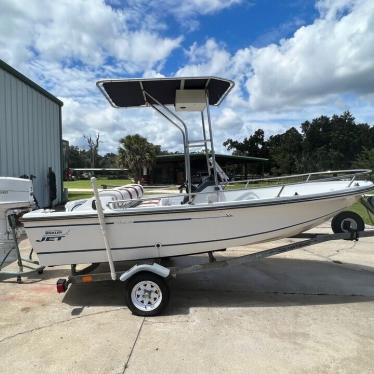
[125,272,169,316]
[331,211,365,233]
[367,196,374,210]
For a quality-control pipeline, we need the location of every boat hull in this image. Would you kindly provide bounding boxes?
[23,192,362,266]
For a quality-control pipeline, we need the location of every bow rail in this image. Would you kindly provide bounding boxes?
[222,169,372,188]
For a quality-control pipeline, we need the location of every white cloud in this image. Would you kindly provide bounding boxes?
[0,0,184,154]
[173,0,374,150]
[177,39,232,76]
[215,108,244,130]
[110,32,182,73]
[1,0,373,156]
[61,94,188,154]
[166,0,243,16]
[316,0,357,19]
[247,0,374,110]
[176,0,374,112]
[125,0,244,31]
[0,0,182,71]
[127,0,243,18]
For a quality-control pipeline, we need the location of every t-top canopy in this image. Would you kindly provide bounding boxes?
[96,77,234,108]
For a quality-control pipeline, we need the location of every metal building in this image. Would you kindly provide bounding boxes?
[0,59,63,207]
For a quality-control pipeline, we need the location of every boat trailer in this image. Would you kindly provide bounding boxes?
[55,184,374,316]
[56,194,374,316]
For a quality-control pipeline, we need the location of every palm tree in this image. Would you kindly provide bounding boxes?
[118,134,158,182]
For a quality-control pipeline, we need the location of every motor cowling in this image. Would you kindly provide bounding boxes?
[0,177,34,264]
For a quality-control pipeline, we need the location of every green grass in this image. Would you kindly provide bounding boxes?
[64,178,132,189]
[67,192,93,201]
[348,202,374,226]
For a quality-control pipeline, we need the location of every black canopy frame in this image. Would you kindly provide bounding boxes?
[96,77,233,108]
[97,76,235,201]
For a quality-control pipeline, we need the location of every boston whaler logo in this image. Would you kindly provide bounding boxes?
[36,229,70,242]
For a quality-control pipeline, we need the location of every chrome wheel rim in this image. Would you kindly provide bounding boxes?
[131,280,162,312]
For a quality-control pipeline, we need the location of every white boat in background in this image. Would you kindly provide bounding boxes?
[21,77,374,267]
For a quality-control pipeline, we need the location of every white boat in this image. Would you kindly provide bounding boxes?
[22,77,374,267]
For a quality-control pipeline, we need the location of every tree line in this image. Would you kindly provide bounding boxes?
[67,133,166,181]
[223,112,374,175]
[67,112,374,179]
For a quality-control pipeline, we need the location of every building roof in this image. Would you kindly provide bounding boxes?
[156,154,268,162]
[0,59,63,107]
[97,76,234,108]
[71,168,128,172]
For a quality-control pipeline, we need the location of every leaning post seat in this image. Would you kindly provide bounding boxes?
[65,184,144,212]
[115,184,144,200]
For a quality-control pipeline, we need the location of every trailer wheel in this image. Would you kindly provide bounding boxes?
[125,272,169,317]
[367,196,374,210]
[331,211,365,233]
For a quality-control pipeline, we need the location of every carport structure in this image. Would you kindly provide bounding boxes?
[151,153,268,185]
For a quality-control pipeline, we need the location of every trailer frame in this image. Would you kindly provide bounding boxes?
[55,227,374,310]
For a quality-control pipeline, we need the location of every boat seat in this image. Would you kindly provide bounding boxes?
[65,184,144,212]
[115,184,144,200]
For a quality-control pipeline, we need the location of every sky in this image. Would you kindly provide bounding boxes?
[1,0,374,154]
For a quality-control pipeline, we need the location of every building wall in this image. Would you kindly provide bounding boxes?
[0,67,62,207]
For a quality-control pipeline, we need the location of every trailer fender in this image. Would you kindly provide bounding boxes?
[119,263,170,282]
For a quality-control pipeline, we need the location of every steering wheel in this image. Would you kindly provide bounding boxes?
[178,181,197,193]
